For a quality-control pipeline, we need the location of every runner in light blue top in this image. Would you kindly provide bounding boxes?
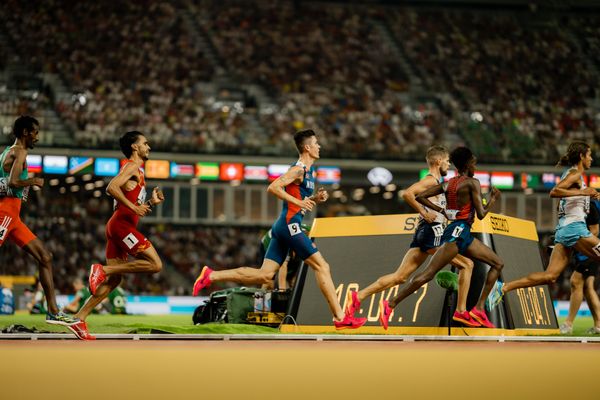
[492,141,600,306]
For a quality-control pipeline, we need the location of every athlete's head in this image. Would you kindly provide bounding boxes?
[426,145,450,176]
[120,131,150,161]
[557,141,591,169]
[294,129,320,159]
[12,115,40,149]
[450,146,476,177]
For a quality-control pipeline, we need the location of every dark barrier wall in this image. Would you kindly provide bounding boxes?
[493,235,558,329]
[295,234,448,327]
[291,213,558,332]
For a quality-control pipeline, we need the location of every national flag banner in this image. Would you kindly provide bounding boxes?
[317,166,341,184]
[244,165,268,181]
[542,173,560,189]
[170,162,195,179]
[220,163,244,181]
[26,155,42,173]
[145,160,170,179]
[69,156,94,175]
[196,162,219,180]
[474,171,490,188]
[521,173,540,189]
[43,155,68,174]
[490,172,514,190]
[95,158,120,177]
[268,164,290,181]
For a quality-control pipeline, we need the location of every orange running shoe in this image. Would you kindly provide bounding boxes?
[469,307,495,328]
[67,320,96,340]
[192,266,214,296]
[452,310,481,327]
[334,314,367,330]
[379,299,392,330]
[88,264,106,295]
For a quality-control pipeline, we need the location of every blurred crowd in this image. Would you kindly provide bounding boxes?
[1,1,599,163]
[388,8,599,164]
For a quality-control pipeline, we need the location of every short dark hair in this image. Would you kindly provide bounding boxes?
[450,146,474,172]
[293,129,316,154]
[557,141,590,167]
[119,131,144,158]
[12,115,39,138]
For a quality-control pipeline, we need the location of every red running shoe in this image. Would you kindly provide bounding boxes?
[334,314,367,330]
[89,264,106,295]
[193,266,213,296]
[379,299,392,330]
[345,290,361,316]
[67,320,96,340]
[469,308,495,328]
[452,310,481,327]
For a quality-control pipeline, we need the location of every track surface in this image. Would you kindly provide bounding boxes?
[2,340,598,400]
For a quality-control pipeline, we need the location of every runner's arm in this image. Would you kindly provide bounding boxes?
[106,162,149,215]
[551,170,599,199]
[403,175,439,221]
[471,180,500,220]
[267,166,315,211]
[415,183,445,213]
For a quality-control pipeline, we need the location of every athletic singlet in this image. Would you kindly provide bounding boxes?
[557,168,589,227]
[443,175,475,225]
[0,147,29,201]
[112,160,147,224]
[280,161,316,224]
[419,174,446,224]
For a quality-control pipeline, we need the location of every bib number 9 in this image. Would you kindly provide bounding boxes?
[287,223,301,236]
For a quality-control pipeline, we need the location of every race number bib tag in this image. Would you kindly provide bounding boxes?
[287,223,302,236]
[592,243,600,257]
[0,226,7,241]
[451,225,464,238]
[446,209,459,221]
[123,233,139,249]
[0,177,8,196]
[432,224,444,238]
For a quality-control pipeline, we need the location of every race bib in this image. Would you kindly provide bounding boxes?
[287,223,302,236]
[451,225,464,238]
[0,177,7,196]
[592,243,600,257]
[432,224,444,238]
[123,233,139,249]
[0,226,7,241]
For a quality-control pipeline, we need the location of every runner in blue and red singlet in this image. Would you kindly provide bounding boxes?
[379,146,504,328]
[192,129,366,330]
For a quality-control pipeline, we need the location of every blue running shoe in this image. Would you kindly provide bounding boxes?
[486,280,504,310]
[46,311,80,327]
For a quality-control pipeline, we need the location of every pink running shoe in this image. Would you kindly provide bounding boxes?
[334,314,367,330]
[67,320,96,340]
[379,299,392,330]
[345,290,361,316]
[469,308,495,328]
[192,266,214,296]
[452,310,481,327]
[89,264,106,295]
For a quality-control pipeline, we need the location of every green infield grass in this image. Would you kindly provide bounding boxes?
[0,313,598,336]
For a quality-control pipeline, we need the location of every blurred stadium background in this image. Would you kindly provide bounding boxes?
[1,0,600,320]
